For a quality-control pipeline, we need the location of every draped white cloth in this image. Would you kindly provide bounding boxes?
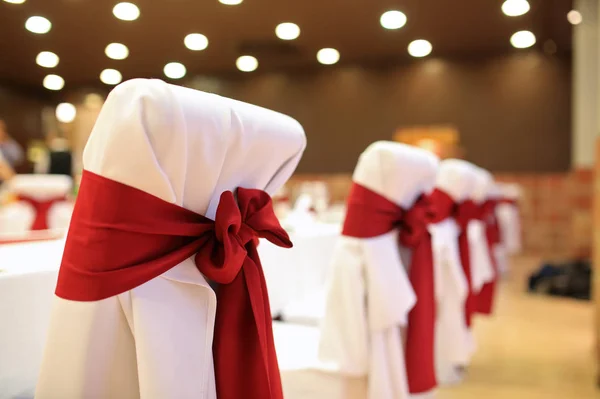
[316,142,439,399]
[36,79,306,399]
[497,183,522,255]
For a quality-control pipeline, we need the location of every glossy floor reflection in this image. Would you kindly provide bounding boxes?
[439,256,598,399]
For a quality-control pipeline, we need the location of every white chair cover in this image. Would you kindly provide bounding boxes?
[279,141,438,399]
[36,79,306,399]
[496,183,522,255]
[466,166,495,292]
[431,159,474,384]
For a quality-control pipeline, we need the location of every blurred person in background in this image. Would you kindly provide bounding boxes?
[0,119,25,169]
[34,133,73,177]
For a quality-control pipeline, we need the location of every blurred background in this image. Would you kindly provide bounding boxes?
[0,0,598,398]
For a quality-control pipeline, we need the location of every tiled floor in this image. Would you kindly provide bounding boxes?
[439,256,599,399]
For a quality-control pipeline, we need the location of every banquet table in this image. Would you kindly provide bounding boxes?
[0,223,340,398]
[0,239,65,399]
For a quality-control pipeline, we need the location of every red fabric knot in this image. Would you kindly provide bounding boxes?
[398,194,433,248]
[194,189,291,285]
[455,199,479,231]
[427,188,457,223]
[55,170,291,399]
[17,194,67,231]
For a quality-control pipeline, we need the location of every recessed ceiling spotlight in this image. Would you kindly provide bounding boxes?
[502,0,530,17]
[100,69,123,85]
[36,51,59,68]
[567,10,583,25]
[184,33,209,51]
[55,103,77,123]
[510,30,536,48]
[113,2,140,21]
[380,10,407,30]
[105,43,129,60]
[164,62,187,79]
[4,0,26,4]
[219,0,242,5]
[25,16,51,34]
[317,48,340,65]
[236,55,258,72]
[408,39,433,57]
[275,22,300,40]
[43,74,64,91]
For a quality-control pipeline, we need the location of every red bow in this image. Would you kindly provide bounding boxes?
[17,195,67,230]
[454,200,478,327]
[56,170,290,399]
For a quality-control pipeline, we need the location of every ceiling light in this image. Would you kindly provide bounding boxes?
[380,10,407,30]
[510,30,536,48]
[275,22,300,40]
[219,0,243,4]
[164,62,187,79]
[4,0,26,4]
[43,75,64,91]
[25,16,51,34]
[408,39,433,57]
[568,10,583,25]
[501,0,530,17]
[184,33,209,51]
[105,43,129,60]
[236,55,258,72]
[55,103,77,123]
[113,2,140,21]
[316,48,340,65]
[36,51,59,68]
[100,69,123,85]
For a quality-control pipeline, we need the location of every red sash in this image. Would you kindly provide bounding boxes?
[56,170,290,399]
[474,200,501,315]
[17,195,67,231]
[455,200,479,327]
[343,183,455,394]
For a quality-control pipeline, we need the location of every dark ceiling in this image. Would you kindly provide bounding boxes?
[0,0,573,91]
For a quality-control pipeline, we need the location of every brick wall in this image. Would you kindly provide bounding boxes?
[288,170,593,259]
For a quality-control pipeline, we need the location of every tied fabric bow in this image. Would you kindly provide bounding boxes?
[56,170,291,399]
[17,195,67,230]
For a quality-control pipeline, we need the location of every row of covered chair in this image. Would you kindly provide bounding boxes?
[0,79,521,399]
[272,141,522,399]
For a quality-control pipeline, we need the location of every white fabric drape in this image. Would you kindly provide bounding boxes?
[36,79,306,398]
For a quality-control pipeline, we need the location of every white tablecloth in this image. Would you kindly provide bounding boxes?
[261,223,340,316]
[0,225,340,398]
[0,240,64,399]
